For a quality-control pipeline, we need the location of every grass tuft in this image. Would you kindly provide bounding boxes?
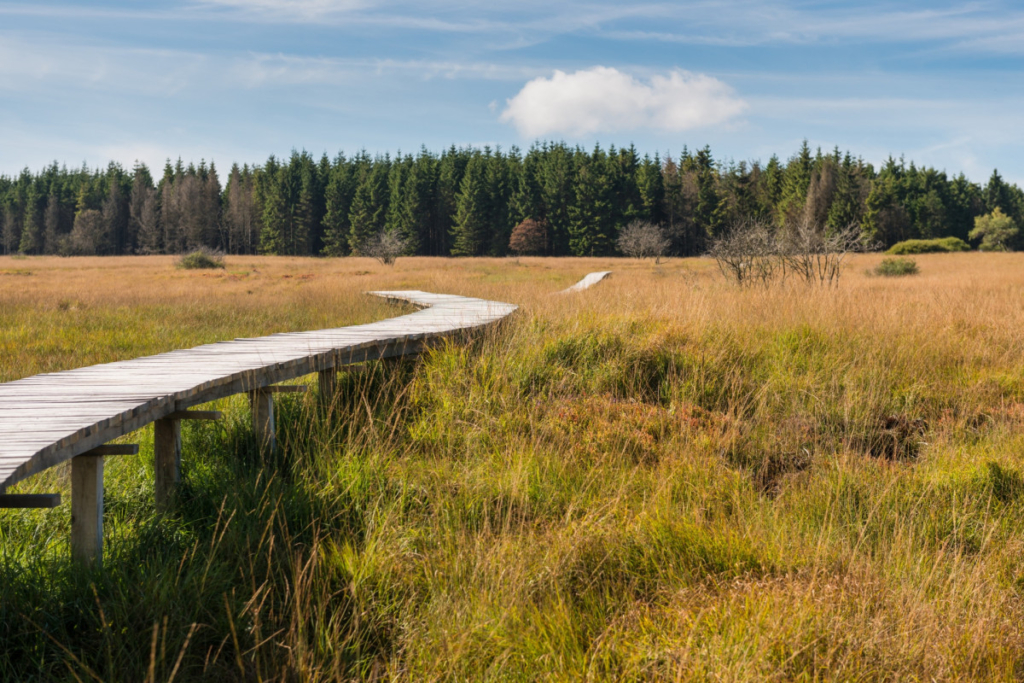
[176,247,226,270]
[874,256,920,277]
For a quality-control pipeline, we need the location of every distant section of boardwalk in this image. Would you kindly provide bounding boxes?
[560,271,612,293]
[0,291,516,494]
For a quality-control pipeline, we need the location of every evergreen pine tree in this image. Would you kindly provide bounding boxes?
[637,153,665,226]
[257,156,289,254]
[451,153,489,256]
[568,145,615,256]
[777,141,813,226]
[19,183,42,254]
[693,146,726,244]
[322,153,356,256]
[348,157,389,253]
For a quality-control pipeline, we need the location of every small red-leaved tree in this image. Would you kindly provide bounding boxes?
[509,218,549,256]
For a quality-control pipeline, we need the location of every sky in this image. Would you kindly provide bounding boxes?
[1,0,1023,184]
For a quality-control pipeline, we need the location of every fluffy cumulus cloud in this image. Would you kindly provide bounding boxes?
[499,66,747,137]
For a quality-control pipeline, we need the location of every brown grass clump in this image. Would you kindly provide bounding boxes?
[3,252,1024,680]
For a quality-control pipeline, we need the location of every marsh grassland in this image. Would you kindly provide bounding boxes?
[2,253,1024,681]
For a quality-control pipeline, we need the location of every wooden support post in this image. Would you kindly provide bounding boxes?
[249,389,275,455]
[318,368,337,406]
[154,418,181,512]
[154,412,218,511]
[71,454,104,567]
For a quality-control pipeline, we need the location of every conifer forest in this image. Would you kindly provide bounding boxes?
[1,141,1021,258]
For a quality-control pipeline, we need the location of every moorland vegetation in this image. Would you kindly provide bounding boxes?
[2,254,1024,681]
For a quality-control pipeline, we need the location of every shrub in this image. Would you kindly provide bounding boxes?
[970,208,1019,251]
[359,229,409,266]
[509,218,549,256]
[886,237,970,255]
[616,220,669,262]
[874,257,918,277]
[176,247,225,270]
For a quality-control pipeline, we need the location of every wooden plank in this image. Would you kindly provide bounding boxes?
[164,410,223,421]
[253,385,307,394]
[84,444,139,456]
[0,493,61,508]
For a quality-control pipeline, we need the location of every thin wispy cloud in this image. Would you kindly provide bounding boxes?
[0,0,1022,181]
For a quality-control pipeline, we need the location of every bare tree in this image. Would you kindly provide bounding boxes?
[779,220,867,287]
[361,229,408,266]
[133,188,161,254]
[710,219,870,288]
[617,220,670,262]
[707,220,784,287]
[224,165,256,254]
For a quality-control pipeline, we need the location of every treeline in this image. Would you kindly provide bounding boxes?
[2,141,1022,257]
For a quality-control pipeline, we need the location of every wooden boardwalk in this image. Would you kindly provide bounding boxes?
[560,271,612,293]
[0,290,517,564]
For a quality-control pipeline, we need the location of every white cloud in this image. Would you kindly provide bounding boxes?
[499,66,746,137]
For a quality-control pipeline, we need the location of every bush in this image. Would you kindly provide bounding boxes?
[509,218,549,256]
[359,229,408,266]
[874,257,918,277]
[176,247,225,270]
[886,237,970,255]
[970,208,1019,251]
[616,220,669,262]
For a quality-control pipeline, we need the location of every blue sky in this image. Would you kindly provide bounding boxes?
[1,1,1023,184]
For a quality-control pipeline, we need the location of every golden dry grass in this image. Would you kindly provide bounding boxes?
[3,251,1024,681]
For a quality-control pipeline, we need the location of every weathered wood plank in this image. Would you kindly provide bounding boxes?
[0,493,61,508]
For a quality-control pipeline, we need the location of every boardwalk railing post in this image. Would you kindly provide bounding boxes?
[71,453,104,567]
[154,418,181,511]
[250,389,275,455]
[318,368,337,407]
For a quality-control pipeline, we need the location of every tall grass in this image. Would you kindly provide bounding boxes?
[2,253,1024,680]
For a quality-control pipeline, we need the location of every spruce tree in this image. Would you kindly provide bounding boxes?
[538,143,575,256]
[257,156,289,254]
[348,157,389,253]
[568,145,615,256]
[19,183,42,254]
[693,146,726,244]
[322,153,356,256]
[451,153,489,256]
[777,141,813,226]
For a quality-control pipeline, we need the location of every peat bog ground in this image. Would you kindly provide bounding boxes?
[2,253,1024,681]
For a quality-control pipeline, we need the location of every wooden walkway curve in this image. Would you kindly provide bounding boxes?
[0,271,610,567]
[560,271,612,293]
[0,290,517,565]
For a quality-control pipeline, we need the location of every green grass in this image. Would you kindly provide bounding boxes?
[3,254,1024,680]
